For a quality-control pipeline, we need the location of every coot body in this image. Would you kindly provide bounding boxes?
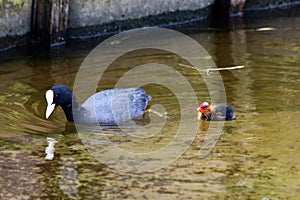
[45,85,151,124]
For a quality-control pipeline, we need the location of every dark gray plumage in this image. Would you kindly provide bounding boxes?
[45,85,151,124]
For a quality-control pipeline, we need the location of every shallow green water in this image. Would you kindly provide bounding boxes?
[0,11,300,199]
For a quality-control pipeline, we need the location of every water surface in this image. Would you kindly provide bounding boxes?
[0,10,300,199]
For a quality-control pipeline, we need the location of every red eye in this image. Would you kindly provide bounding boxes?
[54,94,59,99]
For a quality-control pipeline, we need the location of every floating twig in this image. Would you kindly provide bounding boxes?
[256,27,276,32]
[179,63,245,75]
[146,109,168,118]
[206,65,245,75]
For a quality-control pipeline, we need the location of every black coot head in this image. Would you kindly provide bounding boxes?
[45,84,74,119]
[49,85,73,106]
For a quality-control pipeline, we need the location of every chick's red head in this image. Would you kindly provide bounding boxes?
[198,102,211,113]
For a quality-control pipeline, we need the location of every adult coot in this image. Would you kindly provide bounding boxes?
[45,85,151,124]
[197,102,235,121]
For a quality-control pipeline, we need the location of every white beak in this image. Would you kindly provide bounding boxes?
[45,90,56,119]
[197,112,202,121]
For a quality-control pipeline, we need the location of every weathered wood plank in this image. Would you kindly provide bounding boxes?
[31,0,69,47]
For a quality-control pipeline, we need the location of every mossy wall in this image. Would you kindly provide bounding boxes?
[0,0,299,49]
[244,0,300,9]
[67,0,213,28]
[0,0,32,38]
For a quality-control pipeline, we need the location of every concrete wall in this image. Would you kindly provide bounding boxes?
[0,0,300,50]
[68,0,213,28]
[245,0,300,9]
[0,0,32,38]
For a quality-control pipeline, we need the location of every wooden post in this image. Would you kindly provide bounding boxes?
[31,0,69,47]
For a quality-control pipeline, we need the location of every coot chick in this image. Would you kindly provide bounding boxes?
[197,102,235,121]
[45,84,151,124]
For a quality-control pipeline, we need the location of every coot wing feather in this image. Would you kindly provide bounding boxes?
[81,88,151,124]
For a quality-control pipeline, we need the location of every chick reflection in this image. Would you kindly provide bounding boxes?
[198,120,210,132]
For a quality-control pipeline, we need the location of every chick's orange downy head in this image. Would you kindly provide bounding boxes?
[198,102,211,113]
